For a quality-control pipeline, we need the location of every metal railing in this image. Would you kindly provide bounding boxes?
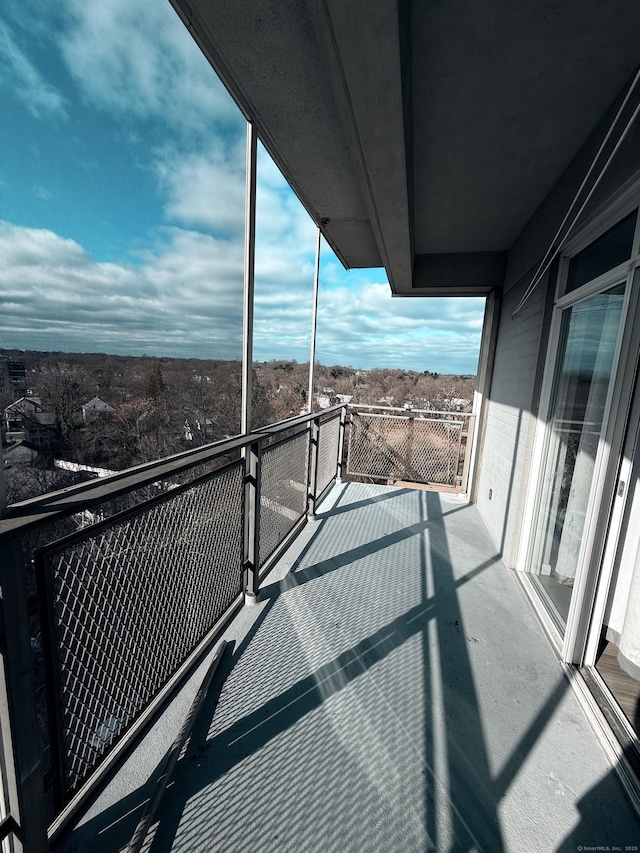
[0,405,345,848]
[345,404,475,490]
[0,400,472,848]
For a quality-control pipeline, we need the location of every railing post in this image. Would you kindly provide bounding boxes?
[307,419,320,519]
[405,413,415,482]
[243,438,261,603]
[0,443,7,517]
[337,406,347,482]
[461,414,476,494]
[0,539,48,852]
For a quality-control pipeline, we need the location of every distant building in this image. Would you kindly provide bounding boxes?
[4,396,43,434]
[449,398,471,411]
[2,440,40,466]
[3,397,57,451]
[0,356,27,400]
[315,394,332,409]
[82,397,115,422]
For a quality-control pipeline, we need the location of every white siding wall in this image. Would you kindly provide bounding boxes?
[475,274,549,567]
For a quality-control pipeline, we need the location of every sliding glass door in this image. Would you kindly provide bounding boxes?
[528,283,626,628]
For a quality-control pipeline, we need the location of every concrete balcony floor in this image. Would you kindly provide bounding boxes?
[58,482,640,852]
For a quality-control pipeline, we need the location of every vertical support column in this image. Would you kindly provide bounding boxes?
[0,538,48,852]
[470,290,501,502]
[241,122,258,437]
[241,123,260,605]
[460,415,476,494]
[307,227,321,414]
[0,439,7,516]
[307,419,320,519]
[336,406,347,482]
[243,439,261,603]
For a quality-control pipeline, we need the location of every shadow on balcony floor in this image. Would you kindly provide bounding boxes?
[57,482,640,852]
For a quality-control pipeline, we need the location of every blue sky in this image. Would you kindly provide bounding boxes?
[0,0,484,374]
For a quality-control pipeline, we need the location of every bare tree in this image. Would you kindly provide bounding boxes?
[35,363,89,451]
[5,463,65,504]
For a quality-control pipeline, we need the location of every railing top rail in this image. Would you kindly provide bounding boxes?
[34,456,245,559]
[351,411,464,426]
[0,405,345,539]
[0,431,269,539]
[263,403,343,435]
[348,403,473,417]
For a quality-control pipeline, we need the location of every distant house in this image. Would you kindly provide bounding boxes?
[82,397,115,422]
[4,396,43,434]
[335,394,354,405]
[315,394,332,409]
[2,440,40,465]
[3,397,58,450]
[449,398,471,411]
[24,415,57,451]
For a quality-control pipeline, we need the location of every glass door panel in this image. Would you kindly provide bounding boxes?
[529,283,626,629]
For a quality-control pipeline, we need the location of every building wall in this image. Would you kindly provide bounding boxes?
[0,357,27,400]
[475,273,550,566]
[476,78,640,567]
[0,358,10,397]
[505,84,640,293]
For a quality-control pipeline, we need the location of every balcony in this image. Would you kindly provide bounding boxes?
[1,406,639,851]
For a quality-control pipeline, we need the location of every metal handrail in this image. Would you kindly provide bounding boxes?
[349,402,473,418]
[0,398,480,843]
[350,411,464,426]
[263,403,343,435]
[0,405,343,540]
[0,404,348,845]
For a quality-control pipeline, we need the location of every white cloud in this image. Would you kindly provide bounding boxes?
[256,146,317,250]
[0,221,244,358]
[151,140,319,301]
[33,184,52,200]
[314,284,484,372]
[0,219,484,372]
[58,0,241,136]
[0,19,67,119]
[156,142,246,238]
[252,275,485,373]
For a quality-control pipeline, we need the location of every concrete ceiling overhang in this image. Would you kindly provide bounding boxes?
[171,0,640,296]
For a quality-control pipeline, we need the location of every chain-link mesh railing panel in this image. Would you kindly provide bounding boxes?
[39,461,245,796]
[259,431,309,567]
[316,415,341,496]
[346,414,463,486]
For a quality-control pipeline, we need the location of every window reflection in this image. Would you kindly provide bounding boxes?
[530,284,626,626]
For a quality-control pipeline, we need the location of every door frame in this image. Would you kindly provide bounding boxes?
[517,203,640,665]
[563,271,640,663]
[583,272,640,665]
